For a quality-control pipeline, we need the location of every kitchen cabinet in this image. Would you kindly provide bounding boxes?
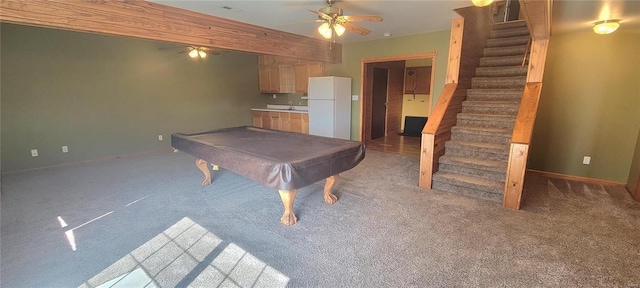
[258,55,325,94]
[289,113,301,133]
[259,65,295,93]
[270,112,281,130]
[252,111,272,129]
[295,62,325,93]
[404,66,431,94]
[301,114,309,134]
[279,112,291,131]
[251,110,308,134]
[252,111,263,127]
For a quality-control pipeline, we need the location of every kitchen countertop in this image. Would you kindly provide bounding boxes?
[251,104,308,114]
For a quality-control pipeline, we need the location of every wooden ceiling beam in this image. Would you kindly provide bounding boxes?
[0,0,342,63]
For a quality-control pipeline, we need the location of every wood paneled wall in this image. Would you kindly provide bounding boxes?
[419,6,494,189]
[452,6,495,87]
[0,0,341,63]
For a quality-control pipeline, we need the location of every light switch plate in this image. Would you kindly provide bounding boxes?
[351,95,358,101]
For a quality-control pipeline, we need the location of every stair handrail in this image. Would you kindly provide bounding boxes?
[420,83,458,188]
[502,0,552,209]
[521,36,531,67]
[419,5,494,189]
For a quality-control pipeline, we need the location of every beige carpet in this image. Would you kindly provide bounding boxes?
[1,150,639,287]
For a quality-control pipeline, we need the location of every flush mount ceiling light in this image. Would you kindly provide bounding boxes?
[471,0,494,7]
[593,19,621,34]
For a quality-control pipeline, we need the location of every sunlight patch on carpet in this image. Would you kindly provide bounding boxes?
[78,217,289,288]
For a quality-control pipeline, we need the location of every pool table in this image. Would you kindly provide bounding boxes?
[171,126,366,226]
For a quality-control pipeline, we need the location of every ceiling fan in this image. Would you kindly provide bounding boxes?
[158,45,221,59]
[183,46,220,59]
[309,0,383,41]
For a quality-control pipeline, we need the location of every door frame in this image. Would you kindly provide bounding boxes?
[359,51,437,141]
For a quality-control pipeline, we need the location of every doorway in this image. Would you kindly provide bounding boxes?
[359,52,437,157]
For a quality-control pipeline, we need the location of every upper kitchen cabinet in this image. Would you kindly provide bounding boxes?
[259,55,326,94]
[295,61,326,93]
[259,64,295,94]
[258,55,297,93]
[404,66,432,94]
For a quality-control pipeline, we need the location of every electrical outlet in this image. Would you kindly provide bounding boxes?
[62,146,68,153]
[158,135,163,141]
[583,156,591,165]
[31,149,38,157]
[272,94,277,99]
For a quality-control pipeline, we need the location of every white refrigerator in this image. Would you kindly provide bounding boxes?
[307,76,352,140]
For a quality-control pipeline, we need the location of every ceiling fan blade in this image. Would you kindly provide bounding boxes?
[308,9,333,21]
[203,48,221,55]
[342,22,371,36]
[341,15,383,22]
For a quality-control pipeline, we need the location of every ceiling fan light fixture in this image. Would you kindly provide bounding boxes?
[334,23,346,36]
[593,19,620,34]
[471,0,494,7]
[188,49,199,58]
[198,50,207,58]
[318,22,333,39]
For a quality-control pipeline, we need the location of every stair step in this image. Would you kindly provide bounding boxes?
[462,100,520,115]
[445,140,510,162]
[486,35,530,48]
[490,26,530,39]
[472,76,526,89]
[440,155,508,173]
[467,89,523,101]
[439,155,507,183]
[480,55,525,67]
[432,171,504,202]
[492,20,527,30]
[457,113,516,129]
[476,65,528,77]
[451,126,512,145]
[483,45,528,57]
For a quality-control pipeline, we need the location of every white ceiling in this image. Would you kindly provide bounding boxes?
[150,0,640,44]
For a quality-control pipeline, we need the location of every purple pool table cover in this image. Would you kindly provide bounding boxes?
[171,126,366,190]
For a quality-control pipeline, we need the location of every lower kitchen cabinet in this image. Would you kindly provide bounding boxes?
[251,110,308,134]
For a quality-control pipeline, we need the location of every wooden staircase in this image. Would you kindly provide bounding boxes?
[432,20,529,202]
[419,1,551,209]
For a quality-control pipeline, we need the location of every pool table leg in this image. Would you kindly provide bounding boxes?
[324,174,339,204]
[195,158,212,186]
[278,189,298,226]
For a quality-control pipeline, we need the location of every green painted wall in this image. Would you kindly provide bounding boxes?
[0,23,267,173]
[4,21,637,184]
[329,30,452,140]
[529,28,640,183]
